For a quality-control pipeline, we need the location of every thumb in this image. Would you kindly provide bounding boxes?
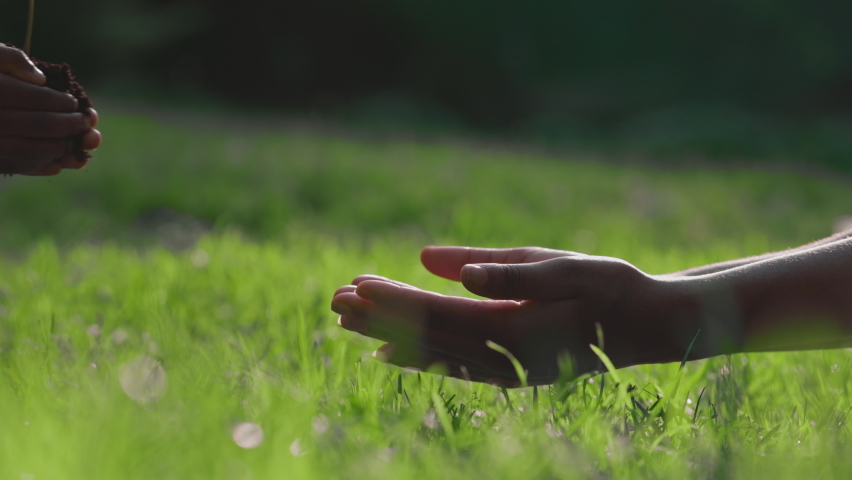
[460,257,588,300]
[0,45,46,85]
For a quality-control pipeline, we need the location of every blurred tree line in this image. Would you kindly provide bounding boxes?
[3,0,852,165]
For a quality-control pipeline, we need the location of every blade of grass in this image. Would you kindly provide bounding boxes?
[24,0,35,56]
[589,344,622,385]
[692,386,706,424]
[431,392,456,443]
[669,329,702,403]
[486,340,528,388]
[501,386,515,412]
[680,329,701,368]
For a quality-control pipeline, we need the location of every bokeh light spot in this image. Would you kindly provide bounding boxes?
[119,356,168,404]
[232,422,264,449]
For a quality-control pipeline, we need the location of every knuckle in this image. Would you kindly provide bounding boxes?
[548,257,579,278]
[551,256,576,268]
[498,264,522,296]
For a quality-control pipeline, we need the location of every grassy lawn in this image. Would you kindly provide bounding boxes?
[1,111,852,479]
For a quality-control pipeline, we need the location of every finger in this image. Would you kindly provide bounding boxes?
[387,346,558,388]
[460,256,601,300]
[354,280,519,335]
[351,274,423,290]
[375,343,520,387]
[59,155,88,170]
[0,46,46,85]
[0,74,78,112]
[376,342,522,383]
[334,295,422,342]
[421,246,572,281]
[87,108,99,127]
[81,128,101,150]
[21,161,62,176]
[0,137,69,174]
[0,111,90,138]
[334,285,357,297]
[336,298,514,372]
[339,297,553,387]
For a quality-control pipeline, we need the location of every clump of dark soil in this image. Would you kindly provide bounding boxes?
[31,58,93,166]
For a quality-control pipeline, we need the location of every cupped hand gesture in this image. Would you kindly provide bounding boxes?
[332,246,688,387]
[0,45,101,176]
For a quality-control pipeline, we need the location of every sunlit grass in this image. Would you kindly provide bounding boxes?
[1,111,851,478]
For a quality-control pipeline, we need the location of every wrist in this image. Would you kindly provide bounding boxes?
[601,274,703,369]
[630,275,736,365]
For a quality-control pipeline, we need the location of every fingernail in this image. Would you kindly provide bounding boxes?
[337,316,344,326]
[462,265,488,287]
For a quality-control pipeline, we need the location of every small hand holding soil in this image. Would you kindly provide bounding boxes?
[0,44,101,176]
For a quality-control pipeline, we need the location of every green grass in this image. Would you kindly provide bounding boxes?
[1,111,852,479]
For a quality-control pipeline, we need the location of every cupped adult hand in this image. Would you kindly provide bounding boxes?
[332,246,693,387]
[0,45,101,176]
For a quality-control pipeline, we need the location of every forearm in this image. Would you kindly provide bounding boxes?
[669,237,852,358]
[666,228,852,277]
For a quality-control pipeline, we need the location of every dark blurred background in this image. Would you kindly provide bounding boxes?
[3,0,852,170]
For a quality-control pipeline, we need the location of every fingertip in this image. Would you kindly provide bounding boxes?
[24,161,62,176]
[23,53,47,85]
[29,68,47,86]
[0,46,46,85]
[420,245,448,265]
[338,315,365,333]
[351,274,392,286]
[354,279,399,300]
[354,281,376,300]
[373,343,395,362]
[42,162,62,176]
[82,129,101,151]
[87,108,99,127]
[330,299,353,317]
[420,245,471,281]
[333,284,357,297]
[59,155,83,169]
[461,264,489,289]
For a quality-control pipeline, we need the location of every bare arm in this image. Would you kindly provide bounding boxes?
[671,235,852,357]
[666,228,852,277]
[331,237,852,387]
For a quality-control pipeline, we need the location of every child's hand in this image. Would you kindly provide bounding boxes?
[0,45,101,176]
[332,246,692,387]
